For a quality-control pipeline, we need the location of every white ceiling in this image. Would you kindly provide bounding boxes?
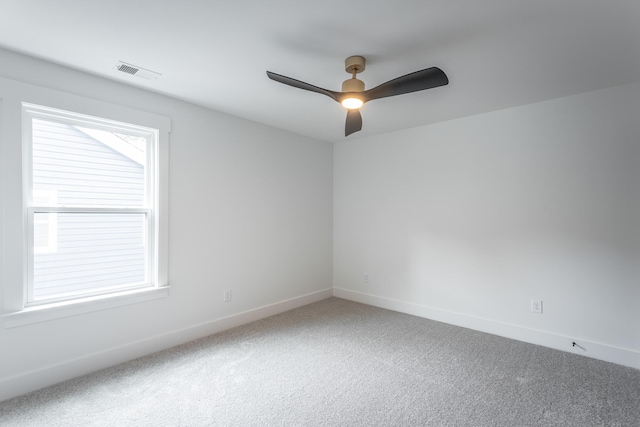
[1,0,639,143]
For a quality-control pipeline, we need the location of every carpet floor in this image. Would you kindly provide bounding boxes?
[0,297,639,426]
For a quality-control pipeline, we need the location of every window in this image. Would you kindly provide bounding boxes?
[23,103,160,306]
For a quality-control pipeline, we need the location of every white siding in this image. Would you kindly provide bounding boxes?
[32,119,144,207]
[31,120,146,300]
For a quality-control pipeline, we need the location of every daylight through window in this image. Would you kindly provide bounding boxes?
[24,103,159,305]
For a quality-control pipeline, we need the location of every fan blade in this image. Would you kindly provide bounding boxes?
[345,109,363,136]
[362,67,448,102]
[266,71,340,102]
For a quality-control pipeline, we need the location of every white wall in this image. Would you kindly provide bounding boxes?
[0,48,333,401]
[334,82,640,369]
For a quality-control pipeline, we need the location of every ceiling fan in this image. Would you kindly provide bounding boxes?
[267,56,449,137]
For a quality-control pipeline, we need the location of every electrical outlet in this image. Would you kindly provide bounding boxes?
[531,299,543,314]
[224,290,232,302]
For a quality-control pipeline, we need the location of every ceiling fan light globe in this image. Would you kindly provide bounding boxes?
[341,98,364,109]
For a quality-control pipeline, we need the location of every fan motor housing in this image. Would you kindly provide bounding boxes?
[342,78,365,92]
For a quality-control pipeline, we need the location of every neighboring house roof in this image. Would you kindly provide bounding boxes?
[75,126,146,166]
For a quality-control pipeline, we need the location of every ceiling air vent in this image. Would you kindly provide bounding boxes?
[115,61,161,80]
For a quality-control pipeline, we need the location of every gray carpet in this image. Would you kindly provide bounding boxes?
[1,297,639,426]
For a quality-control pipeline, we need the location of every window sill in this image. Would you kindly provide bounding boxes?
[2,286,170,328]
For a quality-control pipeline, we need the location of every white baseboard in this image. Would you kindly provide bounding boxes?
[333,287,640,370]
[0,288,333,403]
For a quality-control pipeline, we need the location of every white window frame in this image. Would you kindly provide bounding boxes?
[24,104,158,306]
[0,78,170,328]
